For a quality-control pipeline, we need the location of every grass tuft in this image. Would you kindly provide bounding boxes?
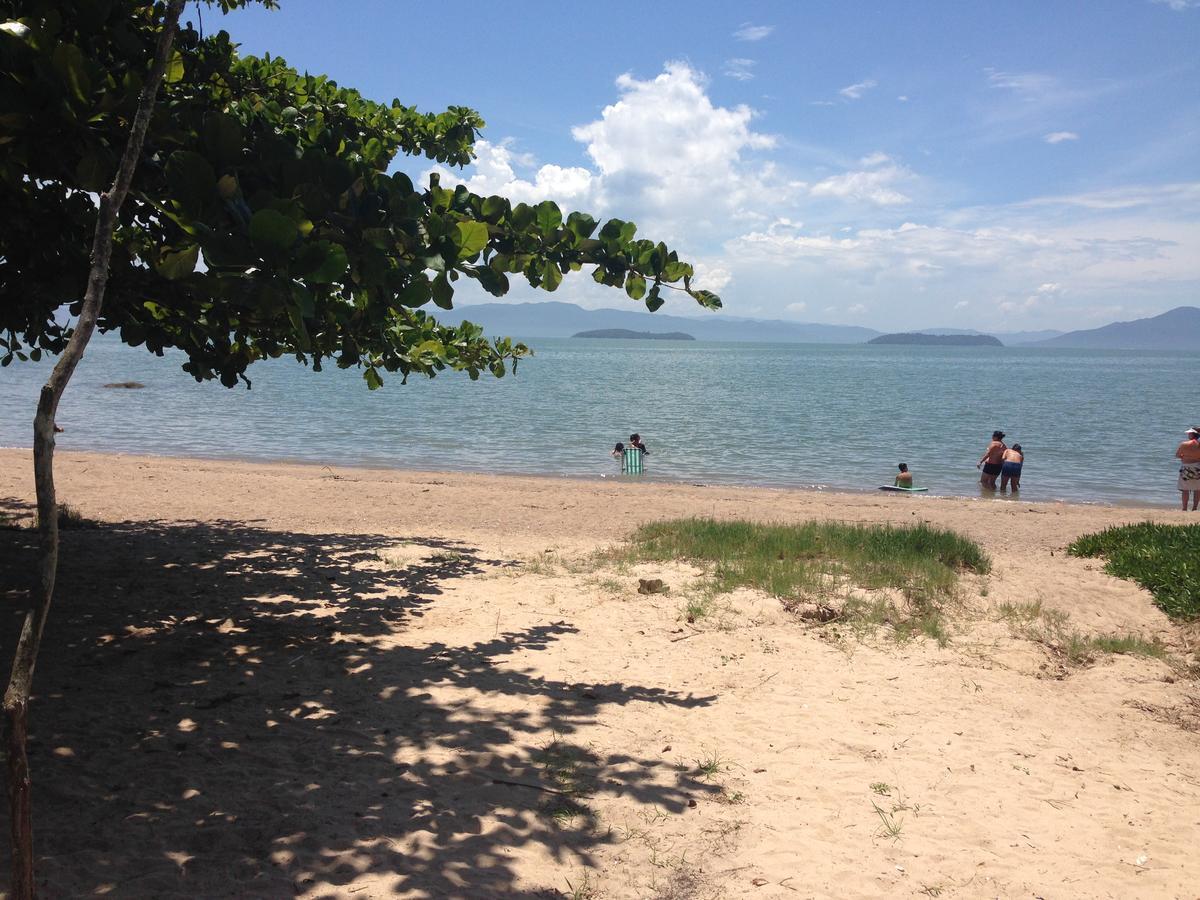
[620,518,988,645]
[1068,522,1200,620]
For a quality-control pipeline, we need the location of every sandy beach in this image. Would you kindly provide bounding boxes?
[1,448,1198,898]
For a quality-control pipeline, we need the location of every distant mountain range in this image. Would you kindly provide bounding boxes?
[451,301,877,344]
[450,301,1199,350]
[1034,306,1200,350]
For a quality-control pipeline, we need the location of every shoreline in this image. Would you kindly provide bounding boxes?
[0,444,1178,512]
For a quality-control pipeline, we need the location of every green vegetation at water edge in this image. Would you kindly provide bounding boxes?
[622,519,989,644]
[1068,522,1200,620]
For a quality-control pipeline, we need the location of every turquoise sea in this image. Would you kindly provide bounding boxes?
[0,334,1192,506]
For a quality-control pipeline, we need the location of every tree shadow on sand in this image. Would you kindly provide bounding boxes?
[0,513,717,896]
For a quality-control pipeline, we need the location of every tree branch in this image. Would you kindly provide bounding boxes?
[4,3,187,897]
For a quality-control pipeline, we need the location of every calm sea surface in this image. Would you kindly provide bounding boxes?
[0,335,1192,506]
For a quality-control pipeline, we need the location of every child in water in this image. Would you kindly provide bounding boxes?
[894,463,913,488]
[1000,444,1023,492]
[611,441,625,460]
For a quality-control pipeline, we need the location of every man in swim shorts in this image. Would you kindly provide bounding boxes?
[977,430,1006,490]
[1175,427,1200,511]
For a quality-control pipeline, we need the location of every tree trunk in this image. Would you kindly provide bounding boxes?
[3,3,186,896]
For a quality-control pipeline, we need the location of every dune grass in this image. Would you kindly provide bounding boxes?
[1068,522,1200,620]
[622,518,989,643]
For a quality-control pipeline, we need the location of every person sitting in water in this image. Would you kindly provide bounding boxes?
[611,441,625,460]
[894,463,913,488]
[629,433,650,455]
[977,430,1007,489]
[1000,444,1024,492]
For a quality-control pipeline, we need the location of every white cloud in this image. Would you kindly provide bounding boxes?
[1151,0,1199,9]
[428,62,783,295]
[954,300,970,309]
[847,303,868,315]
[785,301,808,314]
[809,157,913,206]
[1044,131,1079,144]
[733,22,773,41]
[567,62,780,237]
[723,58,756,81]
[426,139,598,210]
[897,95,909,102]
[1017,182,1200,211]
[838,79,877,100]
[986,70,1058,95]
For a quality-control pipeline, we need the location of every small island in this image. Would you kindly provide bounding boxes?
[572,329,696,341]
[868,333,1003,347]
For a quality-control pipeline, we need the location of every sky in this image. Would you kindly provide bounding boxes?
[221,0,1200,332]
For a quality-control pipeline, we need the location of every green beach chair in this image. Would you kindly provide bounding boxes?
[622,447,645,475]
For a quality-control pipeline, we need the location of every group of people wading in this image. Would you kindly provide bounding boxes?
[977,430,1024,493]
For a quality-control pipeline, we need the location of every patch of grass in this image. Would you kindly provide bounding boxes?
[870,782,892,795]
[427,549,464,563]
[681,592,717,623]
[33,502,95,530]
[1069,522,1200,620]
[620,518,988,646]
[871,800,904,840]
[997,599,1046,624]
[1087,633,1169,660]
[1003,602,1169,665]
[693,751,729,781]
[564,870,597,900]
[536,737,597,830]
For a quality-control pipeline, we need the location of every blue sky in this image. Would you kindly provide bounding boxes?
[223,1,1199,332]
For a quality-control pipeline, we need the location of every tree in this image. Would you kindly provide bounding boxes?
[0,1,720,893]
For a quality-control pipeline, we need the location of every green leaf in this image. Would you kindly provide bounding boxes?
[203,113,243,166]
[398,277,431,307]
[625,272,646,300]
[164,49,184,84]
[481,195,506,223]
[296,240,348,283]
[287,306,311,350]
[662,260,691,282]
[454,221,489,258]
[155,244,199,280]
[511,203,534,230]
[364,367,383,390]
[414,339,444,357]
[534,200,562,234]
[431,273,454,309]
[52,44,90,104]
[75,153,108,191]
[541,261,562,292]
[645,285,664,313]
[165,151,216,218]
[566,212,597,242]
[249,208,299,252]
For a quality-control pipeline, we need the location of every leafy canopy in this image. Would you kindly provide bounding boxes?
[0,0,720,388]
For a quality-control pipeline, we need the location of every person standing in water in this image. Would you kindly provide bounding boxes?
[1175,427,1200,511]
[977,430,1006,490]
[1000,444,1024,492]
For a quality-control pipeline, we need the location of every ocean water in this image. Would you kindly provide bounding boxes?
[0,334,1192,506]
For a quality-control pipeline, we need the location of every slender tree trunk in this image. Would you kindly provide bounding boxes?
[3,3,185,895]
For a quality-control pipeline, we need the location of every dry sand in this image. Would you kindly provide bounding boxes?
[1,449,1198,899]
